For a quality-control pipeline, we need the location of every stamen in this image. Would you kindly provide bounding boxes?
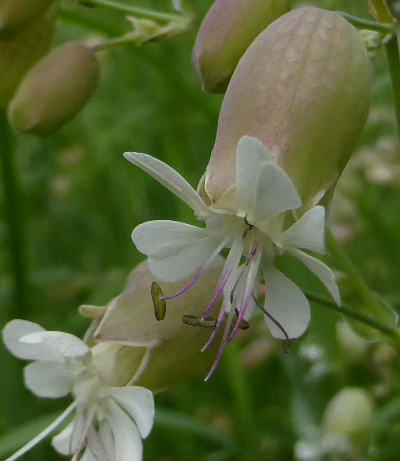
[228,244,262,342]
[201,298,229,352]
[252,293,289,341]
[204,306,236,381]
[202,264,245,353]
[5,402,77,461]
[161,238,229,301]
[151,281,166,321]
[245,242,257,265]
[182,315,217,328]
[202,270,230,319]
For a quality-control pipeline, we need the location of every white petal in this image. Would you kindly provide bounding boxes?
[85,424,111,461]
[281,206,325,254]
[108,401,143,461]
[133,220,220,282]
[124,152,210,217]
[20,331,90,361]
[80,449,98,461]
[263,266,311,339]
[132,220,209,258]
[69,407,96,454]
[24,361,72,398]
[290,249,341,305]
[98,421,115,459]
[2,320,46,360]
[52,422,74,455]
[236,136,301,223]
[109,386,155,438]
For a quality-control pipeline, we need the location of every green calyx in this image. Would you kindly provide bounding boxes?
[204,7,371,214]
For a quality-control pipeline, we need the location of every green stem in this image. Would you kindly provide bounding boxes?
[339,11,395,32]
[0,111,29,316]
[326,230,385,314]
[305,292,400,341]
[91,32,141,52]
[385,28,400,144]
[87,0,184,23]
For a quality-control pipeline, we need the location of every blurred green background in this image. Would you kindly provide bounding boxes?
[1,0,400,460]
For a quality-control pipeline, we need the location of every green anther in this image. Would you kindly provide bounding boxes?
[182,315,217,328]
[151,281,166,321]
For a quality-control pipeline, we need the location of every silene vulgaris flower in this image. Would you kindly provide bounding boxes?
[125,136,341,380]
[3,320,154,461]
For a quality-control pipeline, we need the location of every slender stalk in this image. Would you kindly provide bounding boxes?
[385,29,400,144]
[339,11,395,32]
[87,0,184,23]
[91,32,141,52]
[0,111,29,316]
[305,292,400,341]
[326,230,386,316]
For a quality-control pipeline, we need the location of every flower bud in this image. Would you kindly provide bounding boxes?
[83,257,225,392]
[0,11,54,108]
[9,41,99,136]
[203,7,371,212]
[192,0,291,93]
[336,321,369,361]
[0,0,53,38]
[322,387,373,453]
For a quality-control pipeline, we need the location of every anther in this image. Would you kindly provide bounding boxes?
[182,315,217,328]
[151,281,166,321]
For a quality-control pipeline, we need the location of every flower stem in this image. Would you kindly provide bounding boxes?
[385,28,400,144]
[326,230,386,314]
[339,11,395,32]
[85,0,184,23]
[91,32,141,52]
[0,111,29,316]
[305,291,400,341]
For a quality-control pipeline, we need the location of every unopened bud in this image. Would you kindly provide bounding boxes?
[9,41,99,136]
[203,7,371,212]
[0,0,53,38]
[192,0,291,93]
[323,387,373,453]
[0,11,54,108]
[87,257,225,391]
[336,321,369,361]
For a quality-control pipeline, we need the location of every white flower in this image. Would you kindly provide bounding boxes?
[125,136,341,379]
[3,320,155,461]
